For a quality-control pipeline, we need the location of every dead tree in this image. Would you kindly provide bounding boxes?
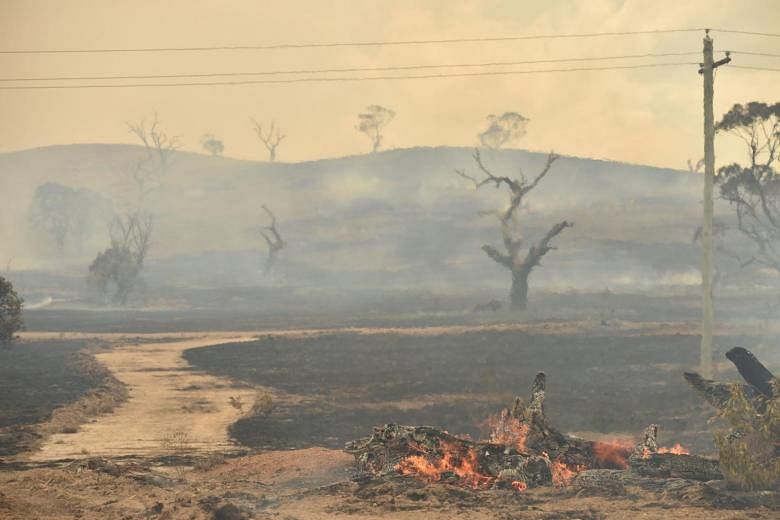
[251,119,285,162]
[357,105,395,153]
[87,212,152,305]
[457,149,572,309]
[127,112,181,174]
[259,204,285,275]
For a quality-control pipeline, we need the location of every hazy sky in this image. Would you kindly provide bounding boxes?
[0,0,778,168]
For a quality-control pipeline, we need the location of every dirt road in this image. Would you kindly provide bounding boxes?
[27,334,258,460]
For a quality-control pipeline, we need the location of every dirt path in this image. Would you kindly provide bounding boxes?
[28,334,258,461]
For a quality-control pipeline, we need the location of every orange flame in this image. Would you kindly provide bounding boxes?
[550,459,586,487]
[640,442,690,458]
[511,480,528,492]
[657,443,689,455]
[395,440,493,489]
[592,440,632,469]
[486,409,529,452]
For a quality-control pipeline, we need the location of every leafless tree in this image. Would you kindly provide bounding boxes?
[88,212,152,305]
[688,158,705,174]
[716,102,780,274]
[127,112,181,174]
[251,119,285,161]
[200,133,224,157]
[457,149,572,309]
[123,154,158,208]
[478,112,529,149]
[259,204,285,275]
[356,105,395,153]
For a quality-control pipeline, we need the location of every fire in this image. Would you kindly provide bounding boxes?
[592,439,632,469]
[395,440,493,489]
[639,442,690,459]
[657,443,690,455]
[550,459,586,487]
[511,480,527,492]
[486,408,529,452]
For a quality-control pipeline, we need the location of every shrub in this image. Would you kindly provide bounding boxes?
[0,276,23,342]
[714,382,780,490]
[250,392,274,416]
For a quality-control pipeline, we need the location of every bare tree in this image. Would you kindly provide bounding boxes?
[29,182,113,255]
[200,133,225,157]
[127,112,181,174]
[715,101,780,274]
[478,112,529,149]
[88,212,152,305]
[357,105,395,153]
[259,204,285,275]
[122,154,158,209]
[251,119,286,161]
[688,158,705,174]
[457,149,572,309]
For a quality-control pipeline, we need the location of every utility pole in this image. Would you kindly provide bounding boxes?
[699,30,730,378]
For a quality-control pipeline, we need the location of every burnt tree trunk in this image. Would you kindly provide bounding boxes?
[685,347,778,414]
[510,268,530,310]
[725,347,779,398]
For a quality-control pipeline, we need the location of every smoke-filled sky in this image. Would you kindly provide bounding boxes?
[0,0,777,168]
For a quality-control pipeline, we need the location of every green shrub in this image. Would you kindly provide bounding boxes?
[0,276,23,342]
[714,382,780,490]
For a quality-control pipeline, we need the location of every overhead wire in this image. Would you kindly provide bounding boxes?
[0,51,702,82]
[0,62,701,90]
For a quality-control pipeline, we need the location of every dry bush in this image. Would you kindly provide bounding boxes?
[714,382,780,490]
[250,392,274,416]
[228,395,244,412]
[193,452,226,472]
[161,430,191,479]
[160,430,191,453]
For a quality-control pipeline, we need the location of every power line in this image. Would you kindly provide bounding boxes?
[0,28,708,54]
[0,62,698,90]
[712,29,780,38]
[731,65,780,72]
[724,50,780,58]
[0,51,701,82]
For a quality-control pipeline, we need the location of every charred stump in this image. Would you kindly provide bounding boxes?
[685,346,779,415]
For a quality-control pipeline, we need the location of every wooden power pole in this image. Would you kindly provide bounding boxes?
[699,30,730,378]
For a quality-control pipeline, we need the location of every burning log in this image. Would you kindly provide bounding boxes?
[345,372,715,491]
[628,424,721,481]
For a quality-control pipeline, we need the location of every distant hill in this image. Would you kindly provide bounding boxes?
[0,144,715,294]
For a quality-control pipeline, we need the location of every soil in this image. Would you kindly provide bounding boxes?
[0,448,776,519]
[24,334,259,461]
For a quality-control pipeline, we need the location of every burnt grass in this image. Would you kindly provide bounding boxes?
[0,340,93,455]
[183,330,768,452]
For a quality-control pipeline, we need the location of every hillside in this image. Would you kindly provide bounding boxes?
[0,144,714,295]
